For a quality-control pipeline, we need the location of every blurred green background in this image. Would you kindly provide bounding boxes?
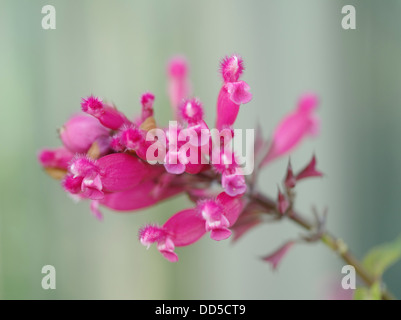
[1,0,401,299]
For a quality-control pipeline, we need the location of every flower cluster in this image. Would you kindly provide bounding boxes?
[39,54,320,263]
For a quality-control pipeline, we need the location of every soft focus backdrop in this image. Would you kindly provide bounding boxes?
[1,0,401,299]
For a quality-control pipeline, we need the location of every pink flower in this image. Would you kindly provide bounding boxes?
[262,93,319,165]
[119,126,148,159]
[59,114,110,154]
[221,168,247,197]
[139,209,205,262]
[38,147,73,170]
[81,95,129,130]
[216,55,252,130]
[63,153,157,200]
[197,192,244,241]
[167,56,191,119]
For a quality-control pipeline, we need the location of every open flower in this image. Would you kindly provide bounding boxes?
[216,55,253,130]
[262,93,320,165]
[139,209,205,262]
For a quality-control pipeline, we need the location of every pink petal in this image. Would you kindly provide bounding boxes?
[210,228,232,241]
[297,93,319,114]
[81,186,104,200]
[216,192,244,226]
[97,153,158,192]
[60,114,109,154]
[261,95,320,166]
[263,113,315,164]
[161,251,179,263]
[220,55,244,83]
[164,161,186,175]
[221,170,247,197]
[81,96,129,130]
[163,209,206,247]
[179,98,204,124]
[139,224,166,247]
[100,180,183,211]
[307,115,320,137]
[167,56,191,119]
[140,92,155,121]
[262,241,295,270]
[90,201,103,221]
[226,81,252,105]
[99,104,129,130]
[38,147,74,170]
[215,86,240,130]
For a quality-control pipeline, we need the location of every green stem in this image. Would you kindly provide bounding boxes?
[251,192,396,300]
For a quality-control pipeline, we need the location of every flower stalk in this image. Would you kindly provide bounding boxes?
[250,191,396,300]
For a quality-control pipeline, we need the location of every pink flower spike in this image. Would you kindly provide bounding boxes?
[277,187,289,215]
[81,95,128,130]
[179,98,204,124]
[284,161,296,189]
[140,92,155,120]
[167,56,190,119]
[226,81,252,105]
[296,155,323,181]
[220,55,244,83]
[261,94,320,166]
[262,241,295,270]
[60,114,110,154]
[38,147,73,170]
[221,169,247,197]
